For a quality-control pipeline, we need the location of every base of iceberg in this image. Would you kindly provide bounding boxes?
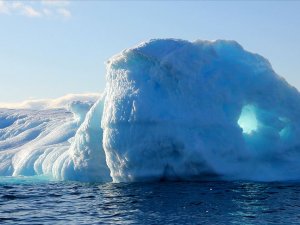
[1,39,300,182]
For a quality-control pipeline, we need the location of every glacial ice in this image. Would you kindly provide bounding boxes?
[1,39,300,182]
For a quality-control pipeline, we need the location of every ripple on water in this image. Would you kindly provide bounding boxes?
[0,181,300,224]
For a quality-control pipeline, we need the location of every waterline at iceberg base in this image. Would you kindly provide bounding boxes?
[1,39,300,183]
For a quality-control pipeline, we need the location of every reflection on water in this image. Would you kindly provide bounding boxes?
[0,180,300,224]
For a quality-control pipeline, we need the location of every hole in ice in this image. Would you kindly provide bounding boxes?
[238,105,258,134]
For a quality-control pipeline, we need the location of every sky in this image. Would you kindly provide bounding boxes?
[0,0,300,102]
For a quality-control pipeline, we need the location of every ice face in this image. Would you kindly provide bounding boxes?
[102,39,300,182]
[0,108,77,177]
[0,94,110,182]
[63,99,111,182]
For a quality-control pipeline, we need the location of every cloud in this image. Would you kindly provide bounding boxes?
[42,0,70,7]
[0,0,9,14]
[42,8,52,17]
[57,8,71,19]
[0,0,71,19]
[0,93,101,110]
[22,6,42,17]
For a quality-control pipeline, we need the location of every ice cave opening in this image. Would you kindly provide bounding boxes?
[238,105,258,135]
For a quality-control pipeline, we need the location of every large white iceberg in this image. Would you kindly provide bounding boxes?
[102,39,300,182]
[1,39,300,182]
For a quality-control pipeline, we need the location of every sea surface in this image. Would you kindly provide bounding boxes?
[0,178,300,224]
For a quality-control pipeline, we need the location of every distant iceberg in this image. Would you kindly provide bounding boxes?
[1,39,300,182]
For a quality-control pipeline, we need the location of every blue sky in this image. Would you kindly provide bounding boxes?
[1,0,300,102]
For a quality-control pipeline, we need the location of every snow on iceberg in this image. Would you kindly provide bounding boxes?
[102,39,300,182]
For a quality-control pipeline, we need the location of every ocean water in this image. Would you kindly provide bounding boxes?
[1,179,300,224]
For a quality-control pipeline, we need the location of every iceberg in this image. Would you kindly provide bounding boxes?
[1,39,300,182]
[102,39,300,182]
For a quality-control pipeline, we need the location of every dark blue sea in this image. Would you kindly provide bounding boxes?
[1,178,300,224]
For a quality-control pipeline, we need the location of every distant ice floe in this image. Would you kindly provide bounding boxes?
[0,93,100,110]
[2,39,300,182]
